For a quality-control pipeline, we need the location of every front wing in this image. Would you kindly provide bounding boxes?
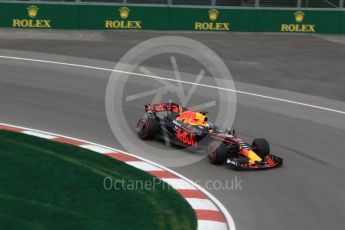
[226,154,283,170]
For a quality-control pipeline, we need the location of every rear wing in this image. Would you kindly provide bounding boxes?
[145,103,186,114]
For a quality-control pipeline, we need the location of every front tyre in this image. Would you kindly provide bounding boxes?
[252,138,270,158]
[136,118,159,140]
[208,142,226,165]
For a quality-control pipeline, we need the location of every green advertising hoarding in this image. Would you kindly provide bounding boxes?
[342,11,345,34]
[170,7,256,32]
[79,5,169,30]
[0,3,79,29]
[257,9,342,34]
[0,2,344,34]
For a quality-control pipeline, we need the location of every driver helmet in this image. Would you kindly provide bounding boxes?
[207,121,215,130]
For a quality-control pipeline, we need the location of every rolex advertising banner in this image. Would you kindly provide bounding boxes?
[169,8,256,32]
[0,3,78,29]
[342,11,345,34]
[256,10,342,34]
[79,5,169,30]
[0,2,344,34]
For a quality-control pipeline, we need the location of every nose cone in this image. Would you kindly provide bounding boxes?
[242,149,262,165]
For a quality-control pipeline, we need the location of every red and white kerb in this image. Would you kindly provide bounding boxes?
[0,123,231,230]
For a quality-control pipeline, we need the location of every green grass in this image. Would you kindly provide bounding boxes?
[0,130,196,230]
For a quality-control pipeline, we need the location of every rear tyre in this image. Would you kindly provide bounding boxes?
[137,118,159,140]
[208,142,226,165]
[252,138,270,158]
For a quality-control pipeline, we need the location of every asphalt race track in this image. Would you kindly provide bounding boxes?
[1,29,345,230]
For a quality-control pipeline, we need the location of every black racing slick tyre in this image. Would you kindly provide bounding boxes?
[252,138,270,158]
[208,142,226,165]
[136,118,159,140]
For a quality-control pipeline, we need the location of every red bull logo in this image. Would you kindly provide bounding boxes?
[176,128,196,147]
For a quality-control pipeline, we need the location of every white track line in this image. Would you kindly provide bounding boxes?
[0,55,344,115]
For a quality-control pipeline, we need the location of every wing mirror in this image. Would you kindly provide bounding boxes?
[229,129,237,137]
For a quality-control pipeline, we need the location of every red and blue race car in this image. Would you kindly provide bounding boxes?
[136,103,283,170]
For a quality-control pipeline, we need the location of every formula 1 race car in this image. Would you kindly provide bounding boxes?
[136,103,283,170]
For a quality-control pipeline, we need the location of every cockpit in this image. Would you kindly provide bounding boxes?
[176,110,209,127]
